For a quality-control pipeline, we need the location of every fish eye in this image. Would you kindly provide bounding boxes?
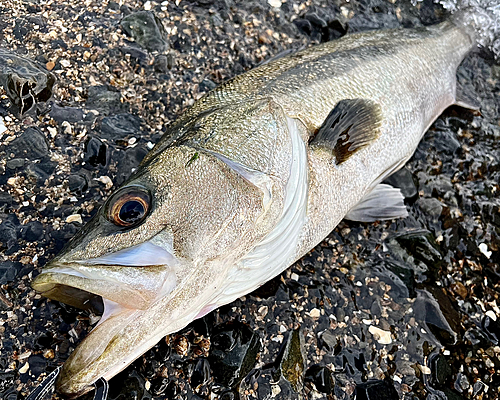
[107,187,151,227]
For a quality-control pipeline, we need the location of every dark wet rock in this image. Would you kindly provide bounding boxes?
[100,113,141,140]
[305,364,334,393]
[21,221,44,242]
[154,53,174,73]
[190,358,211,390]
[355,379,399,400]
[0,218,19,250]
[481,315,500,344]
[5,158,25,170]
[86,86,122,111]
[414,290,457,346]
[208,321,261,387]
[0,193,13,208]
[83,137,107,168]
[120,45,150,66]
[10,127,49,159]
[50,104,84,123]
[273,328,306,393]
[0,261,21,284]
[0,48,55,115]
[417,197,444,219]
[26,160,56,183]
[429,354,452,389]
[200,78,217,93]
[319,330,338,352]
[68,174,88,194]
[108,370,150,400]
[394,229,442,268]
[383,167,418,200]
[120,11,168,53]
[115,146,148,185]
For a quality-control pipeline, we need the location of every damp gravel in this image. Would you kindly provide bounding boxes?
[0,0,499,399]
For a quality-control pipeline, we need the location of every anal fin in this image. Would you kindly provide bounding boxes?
[310,99,383,164]
[345,183,408,222]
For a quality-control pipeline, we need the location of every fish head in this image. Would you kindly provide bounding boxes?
[31,143,271,397]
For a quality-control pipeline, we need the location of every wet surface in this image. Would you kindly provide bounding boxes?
[0,0,499,399]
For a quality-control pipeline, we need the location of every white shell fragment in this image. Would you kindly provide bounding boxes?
[369,325,392,344]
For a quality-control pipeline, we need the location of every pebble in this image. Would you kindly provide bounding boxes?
[368,326,392,345]
[84,136,107,167]
[65,214,83,224]
[100,113,142,139]
[120,11,169,52]
[10,127,49,159]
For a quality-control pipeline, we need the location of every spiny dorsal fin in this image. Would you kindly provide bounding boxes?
[345,183,408,222]
[311,99,383,164]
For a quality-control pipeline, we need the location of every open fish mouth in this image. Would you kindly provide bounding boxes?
[31,241,180,396]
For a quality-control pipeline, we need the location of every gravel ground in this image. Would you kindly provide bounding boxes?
[0,0,499,399]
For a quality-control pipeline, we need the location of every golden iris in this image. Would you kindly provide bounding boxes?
[107,188,150,227]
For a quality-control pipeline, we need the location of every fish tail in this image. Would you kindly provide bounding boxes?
[442,1,500,58]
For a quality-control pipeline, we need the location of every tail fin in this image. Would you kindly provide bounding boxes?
[441,0,500,59]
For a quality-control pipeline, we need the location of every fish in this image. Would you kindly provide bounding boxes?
[31,16,476,397]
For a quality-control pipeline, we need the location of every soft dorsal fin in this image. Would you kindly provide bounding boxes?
[311,99,383,164]
[345,183,408,222]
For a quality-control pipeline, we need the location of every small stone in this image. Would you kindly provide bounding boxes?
[10,127,49,159]
[19,362,29,374]
[50,104,84,123]
[356,379,399,399]
[368,326,392,344]
[305,365,334,394]
[268,0,282,7]
[68,174,88,193]
[66,214,83,224]
[84,136,107,167]
[309,308,321,318]
[120,11,169,52]
[21,221,44,241]
[479,243,492,259]
[417,197,444,219]
[96,175,113,189]
[101,113,141,139]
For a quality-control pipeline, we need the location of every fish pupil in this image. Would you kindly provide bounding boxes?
[119,200,145,224]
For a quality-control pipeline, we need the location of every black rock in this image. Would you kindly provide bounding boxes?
[383,167,418,200]
[430,354,452,388]
[84,136,107,167]
[120,11,169,52]
[50,104,84,123]
[21,221,44,241]
[208,321,261,387]
[68,174,88,194]
[0,48,55,115]
[86,86,122,111]
[120,45,150,66]
[274,328,306,393]
[115,146,148,185]
[26,160,56,183]
[154,54,173,73]
[414,290,457,346]
[191,358,211,389]
[305,365,334,393]
[355,379,399,400]
[394,230,442,268]
[0,261,22,284]
[482,315,500,344]
[417,197,444,219]
[5,158,25,170]
[101,113,142,139]
[0,193,13,208]
[0,218,19,249]
[200,79,217,92]
[293,19,313,36]
[10,127,49,159]
[26,355,47,376]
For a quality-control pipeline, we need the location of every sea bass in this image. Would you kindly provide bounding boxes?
[32,19,474,397]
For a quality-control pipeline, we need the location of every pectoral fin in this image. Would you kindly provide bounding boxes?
[311,99,382,164]
[345,183,408,222]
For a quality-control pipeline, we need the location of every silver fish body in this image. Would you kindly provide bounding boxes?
[32,20,473,396]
